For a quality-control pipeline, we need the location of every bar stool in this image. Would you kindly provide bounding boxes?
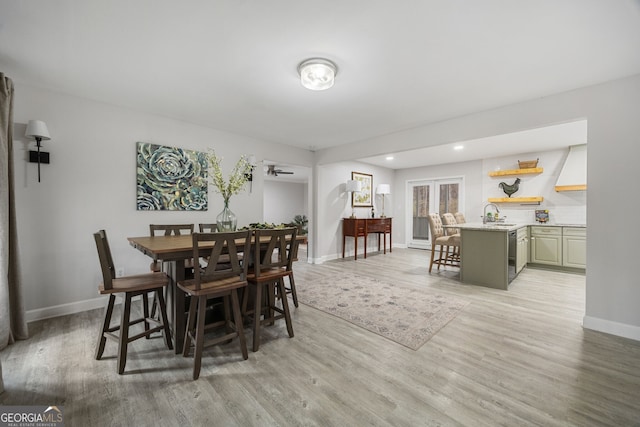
[178,230,251,380]
[93,230,173,374]
[427,213,460,273]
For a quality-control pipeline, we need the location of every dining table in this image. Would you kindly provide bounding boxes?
[127,232,304,353]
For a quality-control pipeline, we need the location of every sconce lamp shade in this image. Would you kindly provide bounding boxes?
[346,180,362,193]
[247,154,257,167]
[25,120,51,140]
[376,184,391,195]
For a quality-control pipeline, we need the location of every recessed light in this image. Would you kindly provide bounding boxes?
[385,156,394,161]
[453,145,464,151]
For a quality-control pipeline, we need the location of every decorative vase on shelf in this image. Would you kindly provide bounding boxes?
[216,200,237,231]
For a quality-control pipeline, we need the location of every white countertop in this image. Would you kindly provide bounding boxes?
[446,222,586,232]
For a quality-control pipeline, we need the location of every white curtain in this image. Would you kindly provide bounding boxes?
[0,73,28,393]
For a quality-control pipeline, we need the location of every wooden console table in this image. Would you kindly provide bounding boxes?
[342,217,392,260]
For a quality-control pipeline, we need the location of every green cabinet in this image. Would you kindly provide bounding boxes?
[530,226,562,266]
[516,227,528,274]
[562,227,586,268]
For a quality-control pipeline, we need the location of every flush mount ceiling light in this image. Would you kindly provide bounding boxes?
[297,58,338,91]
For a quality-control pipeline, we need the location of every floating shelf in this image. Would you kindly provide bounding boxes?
[488,196,544,204]
[488,167,543,177]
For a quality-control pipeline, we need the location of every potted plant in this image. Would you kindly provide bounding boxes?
[291,214,308,239]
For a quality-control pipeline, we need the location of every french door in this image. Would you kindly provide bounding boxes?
[406,177,463,249]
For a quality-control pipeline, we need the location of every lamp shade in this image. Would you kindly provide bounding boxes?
[25,120,51,140]
[376,184,391,195]
[298,58,337,91]
[346,180,362,192]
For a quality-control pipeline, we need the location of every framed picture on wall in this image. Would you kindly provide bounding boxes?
[351,171,373,207]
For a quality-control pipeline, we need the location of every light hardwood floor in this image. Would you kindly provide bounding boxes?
[2,248,639,426]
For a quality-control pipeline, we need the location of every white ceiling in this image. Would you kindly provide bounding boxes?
[358,120,588,169]
[1,1,639,153]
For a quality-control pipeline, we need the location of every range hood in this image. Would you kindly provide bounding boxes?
[555,144,587,192]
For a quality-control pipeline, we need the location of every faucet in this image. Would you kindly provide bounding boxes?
[483,203,500,223]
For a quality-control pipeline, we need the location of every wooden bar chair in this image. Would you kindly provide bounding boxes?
[198,223,218,233]
[242,227,297,352]
[177,230,251,380]
[93,230,173,375]
[283,236,301,307]
[149,224,195,273]
[427,213,460,273]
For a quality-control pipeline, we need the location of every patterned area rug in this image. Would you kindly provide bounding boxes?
[297,272,469,350]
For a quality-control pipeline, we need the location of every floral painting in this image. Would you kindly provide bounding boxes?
[352,171,373,207]
[136,142,208,210]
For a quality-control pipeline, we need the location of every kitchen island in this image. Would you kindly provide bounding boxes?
[452,223,528,290]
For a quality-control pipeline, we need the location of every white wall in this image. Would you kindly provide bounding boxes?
[314,74,640,341]
[314,161,394,263]
[263,180,307,224]
[12,84,314,319]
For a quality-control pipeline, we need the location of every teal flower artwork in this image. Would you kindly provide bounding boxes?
[136,142,208,210]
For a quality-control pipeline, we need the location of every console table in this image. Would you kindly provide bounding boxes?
[342,217,392,260]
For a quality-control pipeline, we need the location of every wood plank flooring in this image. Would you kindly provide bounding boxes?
[2,248,639,426]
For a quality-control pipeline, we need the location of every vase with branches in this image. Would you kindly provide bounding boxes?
[208,149,252,231]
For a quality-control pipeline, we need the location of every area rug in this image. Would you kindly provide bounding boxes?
[296,272,469,350]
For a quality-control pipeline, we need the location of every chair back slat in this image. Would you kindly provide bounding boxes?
[150,224,194,236]
[93,229,115,290]
[192,231,251,290]
[198,223,218,233]
[253,228,297,278]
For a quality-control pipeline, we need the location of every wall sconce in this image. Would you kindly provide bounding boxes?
[245,154,257,192]
[376,184,391,218]
[25,120,51,183]
[345,179,362,218]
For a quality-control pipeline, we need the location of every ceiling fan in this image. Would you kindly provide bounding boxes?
[266,164,294,176]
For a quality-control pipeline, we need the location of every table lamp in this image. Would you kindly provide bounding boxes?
[346,180,362,218]
[376,184,391,218]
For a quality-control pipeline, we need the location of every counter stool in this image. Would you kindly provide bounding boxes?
[427,213,461,273]
[242,227,297,352]
[177,231,251,380]
[93,230,173,375]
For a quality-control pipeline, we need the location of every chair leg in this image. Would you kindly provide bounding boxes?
[96,294,116,360]
[223,295,232,335]
[142,292,150,338]
[156,288,173,350]
[267,283,276,326]
[277,279,294,338]
[288,274,299,308]
[428,245,436,273]
[231,289,248,360]
[252,283,262,352]
[183,294,198,357]
[117,294,132,375]
[192,296,207,380]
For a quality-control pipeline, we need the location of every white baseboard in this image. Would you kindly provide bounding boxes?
[583,315,640,342]
[26,296,108,323]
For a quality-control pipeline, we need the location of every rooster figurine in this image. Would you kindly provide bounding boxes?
[498,178,521,197]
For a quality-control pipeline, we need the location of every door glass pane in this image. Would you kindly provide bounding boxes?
[439,183,459,215]
[413,185,430,240]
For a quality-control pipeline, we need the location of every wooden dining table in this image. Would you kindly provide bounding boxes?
[127,233,304,353]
